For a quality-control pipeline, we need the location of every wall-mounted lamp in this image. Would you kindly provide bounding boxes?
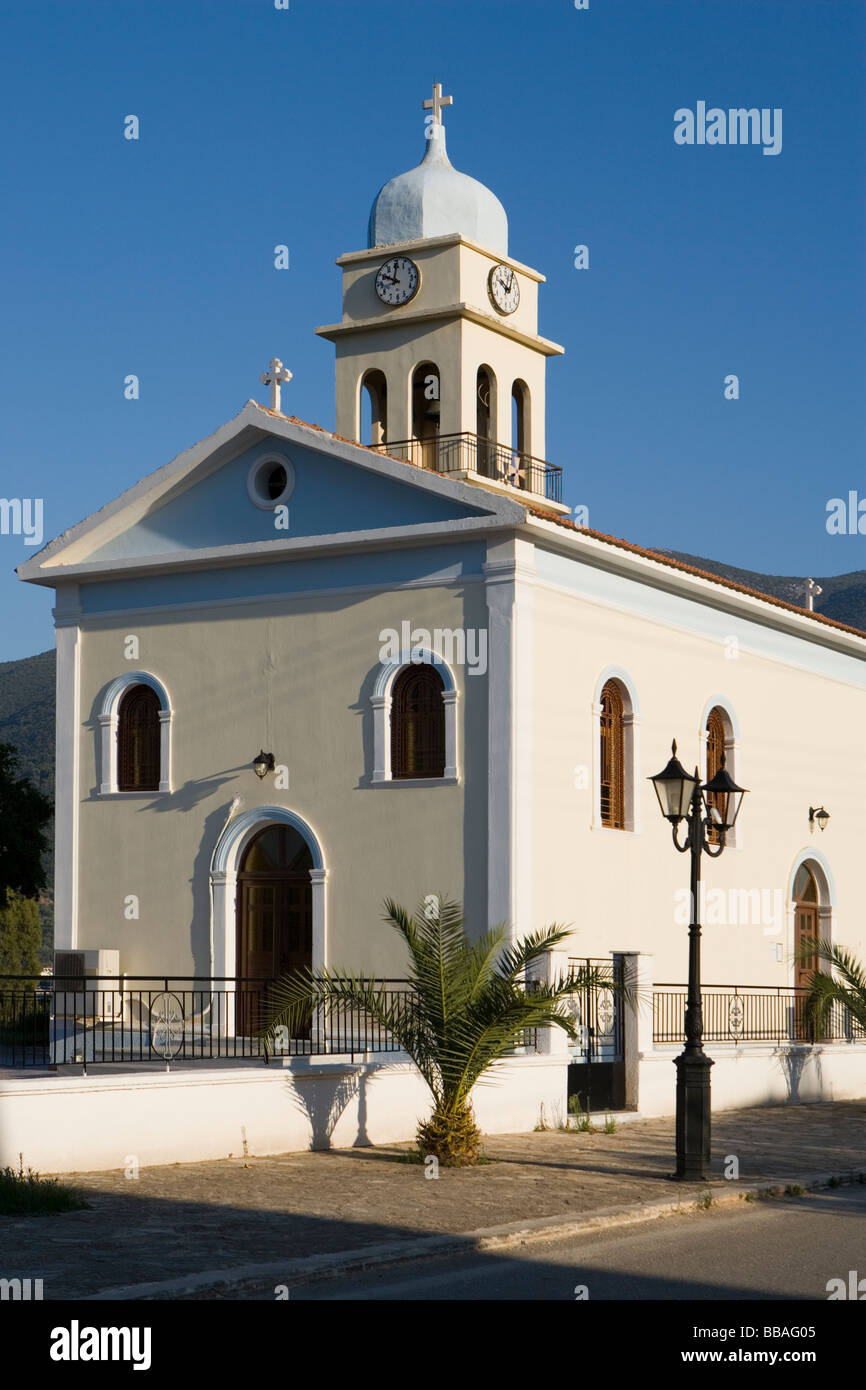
[253,750,276,780]
[809,805,830,832]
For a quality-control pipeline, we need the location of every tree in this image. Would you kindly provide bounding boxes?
[0,742,51,909]
[796,937,866,1034]
[0,892,42,977]
[260,895,623,1166]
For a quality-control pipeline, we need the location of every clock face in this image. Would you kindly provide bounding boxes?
[375,256,420,306]
[489,263,520,314]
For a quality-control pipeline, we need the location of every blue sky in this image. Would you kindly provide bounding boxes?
[1,0,864,660]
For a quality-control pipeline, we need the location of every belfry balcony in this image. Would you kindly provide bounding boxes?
[377,432,563,505]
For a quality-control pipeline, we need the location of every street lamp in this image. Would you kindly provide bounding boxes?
[649,740,748,1180]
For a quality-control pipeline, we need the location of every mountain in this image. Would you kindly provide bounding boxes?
[655,553,866,634]
[0,648,55,800]
[0,648,55,959]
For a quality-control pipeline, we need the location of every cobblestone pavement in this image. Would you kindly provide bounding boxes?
[2,1102,864,1299]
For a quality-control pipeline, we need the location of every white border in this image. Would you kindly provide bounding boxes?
[209,806,328,1017]
[98,671,172,795]
[591,665,640,833]
[247,452,296,511]
[699,696,741,848]
[371,649,458,783]
[786,848,835,985]
[54,626,81,950]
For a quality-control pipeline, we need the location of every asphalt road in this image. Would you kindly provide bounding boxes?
[291,1184,866,1301]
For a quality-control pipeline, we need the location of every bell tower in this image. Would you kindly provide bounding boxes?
[316,85,566,509]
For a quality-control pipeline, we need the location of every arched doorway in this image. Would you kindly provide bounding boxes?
[236,824,313,1034]
[793,863,820,1041]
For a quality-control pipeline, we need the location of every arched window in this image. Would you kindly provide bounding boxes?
[599,680,625,829]
[703,703,737,845]
[117,684,161,791]
[99,672,171,795]
[705,706,726,842]
[391,663,446,779]
[360,369,387,447]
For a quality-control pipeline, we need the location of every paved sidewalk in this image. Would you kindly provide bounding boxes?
[2,1101,864,1300]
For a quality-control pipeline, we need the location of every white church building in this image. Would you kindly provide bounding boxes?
[12,85,866,1170]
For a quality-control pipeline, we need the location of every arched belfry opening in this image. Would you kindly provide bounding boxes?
[360,369,387,446]
[476,365,497,478]
[511,379,531,479]
[411,361,440,468]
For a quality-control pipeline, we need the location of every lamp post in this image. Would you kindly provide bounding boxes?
[649,741,747,1180]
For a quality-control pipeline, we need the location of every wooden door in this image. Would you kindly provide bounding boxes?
[794,902,819,1041]
[235,825,314,1039]
[237,876,312,1037]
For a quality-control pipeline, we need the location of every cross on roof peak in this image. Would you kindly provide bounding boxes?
[260,357,292,413]
[423,81,453,129]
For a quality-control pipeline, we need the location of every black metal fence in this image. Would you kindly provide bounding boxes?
[653,983,866,1045]
[564,957,626,1111]
[565,957,626,1064]
[379,432,563,503]
[0,976,417,1068]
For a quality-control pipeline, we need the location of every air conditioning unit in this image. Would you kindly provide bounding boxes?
[53,950,123,1021]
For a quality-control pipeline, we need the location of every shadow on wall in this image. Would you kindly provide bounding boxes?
[775,1046,824,1103]
[285,1066,372,1150]
[188,797,246,976]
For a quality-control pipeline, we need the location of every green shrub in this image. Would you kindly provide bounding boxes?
[0,1159,89,1215]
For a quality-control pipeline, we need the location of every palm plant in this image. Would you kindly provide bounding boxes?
[795,937,866,1036]
[259,895,621,1166]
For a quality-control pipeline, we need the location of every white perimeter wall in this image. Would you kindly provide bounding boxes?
[0,1055,566,1175]
[638,1045,866,1118]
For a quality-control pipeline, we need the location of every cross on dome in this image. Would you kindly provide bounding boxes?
[260,357,292,413]
[423,81,453,129]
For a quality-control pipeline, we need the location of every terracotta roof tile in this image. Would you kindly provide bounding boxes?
[524,506,865,640]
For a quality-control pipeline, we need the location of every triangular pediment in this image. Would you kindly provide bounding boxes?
[18,403,525,584]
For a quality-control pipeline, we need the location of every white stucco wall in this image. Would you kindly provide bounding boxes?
[69,574,490,977]
[638,1045,866,1117]
[524,539,866,989]
[0,1055,566,1174]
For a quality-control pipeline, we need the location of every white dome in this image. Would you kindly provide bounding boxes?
[368,123,508,256]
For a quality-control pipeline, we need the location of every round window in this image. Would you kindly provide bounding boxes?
[247,454,295,509]
[265,464,287,499]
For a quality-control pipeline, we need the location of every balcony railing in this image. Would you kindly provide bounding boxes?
[378,432,563,504]
[653,983,866,1046]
